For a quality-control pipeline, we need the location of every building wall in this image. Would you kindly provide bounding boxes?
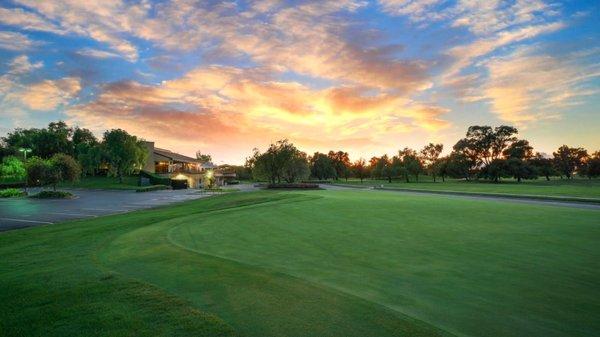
[142,141,156,173]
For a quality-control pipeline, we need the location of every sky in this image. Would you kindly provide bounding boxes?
[0,0,598,164]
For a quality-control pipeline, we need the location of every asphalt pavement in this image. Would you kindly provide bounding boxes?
[0,188,212,231]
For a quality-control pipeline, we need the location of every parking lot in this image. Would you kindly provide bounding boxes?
[0,189,212,231]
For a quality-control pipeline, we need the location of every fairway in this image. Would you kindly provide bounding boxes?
[335,178,600,199]
[1,190,599,337]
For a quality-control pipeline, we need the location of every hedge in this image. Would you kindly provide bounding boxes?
[0,188,26,198]
[139,170,172,186]
[29,190,74,199]
[135,185,171,192]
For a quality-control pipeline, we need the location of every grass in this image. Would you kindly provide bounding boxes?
[0,188,26,198]
[59,175,140,190]
[1,190,598,337]
[333,177,600,199]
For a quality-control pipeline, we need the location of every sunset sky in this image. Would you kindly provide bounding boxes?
[0,0,598,164]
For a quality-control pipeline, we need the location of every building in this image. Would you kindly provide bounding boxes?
[142,142,235,188]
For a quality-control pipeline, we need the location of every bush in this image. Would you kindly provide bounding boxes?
[135,185,171,192]
[140,170,172,185]
[266,183,320,189]
[29,190,74,199]
[226,180,240,185]
[0,188,26,198]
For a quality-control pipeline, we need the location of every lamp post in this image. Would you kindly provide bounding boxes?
[19,147,32,160]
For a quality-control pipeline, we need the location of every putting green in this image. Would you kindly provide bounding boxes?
[98,190,600,337]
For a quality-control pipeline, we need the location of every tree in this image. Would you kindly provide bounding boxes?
[352,158,368,182]
[420,143,443,182]
[72,127,97,148]
[398,147,422,182]
[102,129,148,183]
[479,158,507,183]
[552,145,588,179]
[582,151,600,179]
[50,153,81,189]
[195,151,213,164]
[248,140,309,183]
[453,125,518,176]
[372,155,392,182]
[446,152,471,180]
[502,139,536,182]
[3,121,74,158]
[328,151,351,181]
[26,157,59,188]
[310,152,336,180]
[528,153,555,181]
[282,151,310,183]
[0,156,26,181]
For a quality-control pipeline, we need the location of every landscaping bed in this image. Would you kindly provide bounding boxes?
[29,190,75,199]
[136,185,171,192]
[0,188,26,198]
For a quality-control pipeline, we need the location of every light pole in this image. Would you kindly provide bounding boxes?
[19,147,32,160]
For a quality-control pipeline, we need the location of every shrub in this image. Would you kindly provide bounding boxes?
[140,170,171,185]
[0,188,26,198]
[29,190,74,199]
[266,183,320,189]
[135,185,171,192]
[0,156,26,181]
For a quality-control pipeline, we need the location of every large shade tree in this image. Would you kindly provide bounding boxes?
[552,145,588,179]
[102,129,148,183]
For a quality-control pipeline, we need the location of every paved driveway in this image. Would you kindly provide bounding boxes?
[0,189,212,231]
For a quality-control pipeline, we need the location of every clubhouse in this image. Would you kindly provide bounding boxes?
[142,141,235,188]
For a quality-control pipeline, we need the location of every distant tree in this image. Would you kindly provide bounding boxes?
[420,143,443,182]
[352,158,368,182]
[282,151,310,183]
[582,151,600,179]
[446,152,471,180]
[102,129,148,183]
[195,151,213,164]
[399,147,423,182]
[0,156,26,181]
[453,125,518,176]
[3,121,74,158]
[434,156,449,182]
[72,127,97,148]
[375,155,393,182]
[502,139,536,182]
[310,152,336,180]
[328,151,351,181]
[50,153,81,189]
[552,145,588,179]
[248,140,309,183]
[479,158,507,183]
[528,153,555,181]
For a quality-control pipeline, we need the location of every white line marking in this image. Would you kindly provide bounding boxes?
[0,218,53,224]
[49,212,97,217]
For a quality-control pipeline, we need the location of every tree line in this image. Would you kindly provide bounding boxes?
[246,125,600,183]
[0,121,148,187]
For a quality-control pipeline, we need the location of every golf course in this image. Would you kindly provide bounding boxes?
[1,189,598,337]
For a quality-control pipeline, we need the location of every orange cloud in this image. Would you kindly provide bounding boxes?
[67,65,449,162]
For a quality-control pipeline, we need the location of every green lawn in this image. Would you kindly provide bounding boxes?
[1,190,598,337]
[334,178,600,199]
[58,175,140,190]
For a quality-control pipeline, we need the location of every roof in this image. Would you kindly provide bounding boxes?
[154,147,200,164]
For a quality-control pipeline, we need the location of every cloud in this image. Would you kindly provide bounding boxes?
[444,22,564,80]
[67,64,449,160]
[481,47,600,123]
[7,55,43,74]
[0,7,63,34]
[0,31,43,51]
[76,48,121,59]
[6,77,81,111]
